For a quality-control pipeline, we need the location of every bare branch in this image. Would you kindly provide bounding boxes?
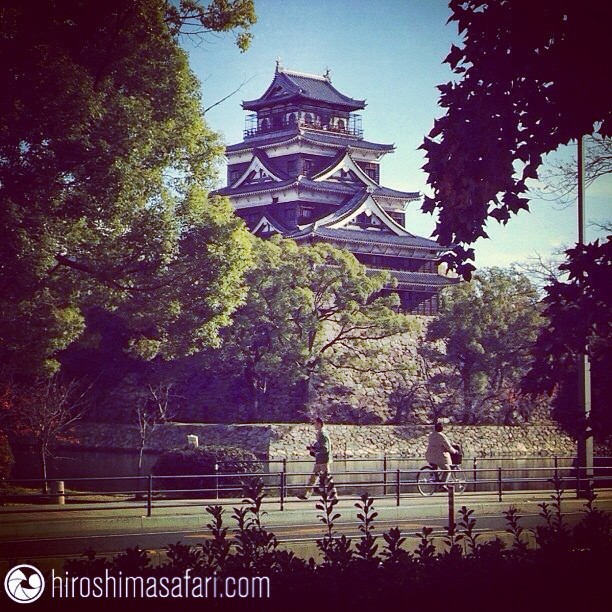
[204,74,256,114]
[531,134,612,209]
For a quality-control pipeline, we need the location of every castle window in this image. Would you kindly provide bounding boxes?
[287,160,297,174]
[303,159,313,173]
[363,163,378,181]
[389,212,404,226]
[300,207,314,220]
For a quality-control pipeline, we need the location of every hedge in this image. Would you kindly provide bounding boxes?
[151,445,263,497]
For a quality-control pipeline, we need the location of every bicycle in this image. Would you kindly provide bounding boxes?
[416,462,466,496]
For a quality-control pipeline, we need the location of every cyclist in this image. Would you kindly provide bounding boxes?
[425,422,460,484]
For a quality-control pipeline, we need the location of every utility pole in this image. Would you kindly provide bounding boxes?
[576,134,593,497]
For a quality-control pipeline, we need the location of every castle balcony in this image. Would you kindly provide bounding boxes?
[244,113,363,139]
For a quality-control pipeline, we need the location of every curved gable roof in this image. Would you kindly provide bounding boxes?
[252,214,287,236]
[292,189,411,237]
[231,149,286,188]
[312,150,379,187]
[243,68,366,111]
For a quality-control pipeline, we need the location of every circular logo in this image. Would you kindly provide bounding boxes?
[4,565,45,604]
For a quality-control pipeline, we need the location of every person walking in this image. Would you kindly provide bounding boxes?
[425,422,458,484]
[297,417,337,500]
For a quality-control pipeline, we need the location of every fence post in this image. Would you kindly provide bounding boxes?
[497,467,503,502]
[396,469,400,507]
[473,457,478,486]
[279,471,285,511]
[49,480,65,505]
[554,456,559,484]
[214,463,219,500]
[147,475,153,517]
[282,458,287,506]
[383,454,387,496]
[448,485,455,536]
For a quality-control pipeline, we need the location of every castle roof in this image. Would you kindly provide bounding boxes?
[296,226,441,251]
[226,131,394,154]
[368,268,458,289]
[289,189,440,251]
[242,67,366,112]
[214,176,418,203]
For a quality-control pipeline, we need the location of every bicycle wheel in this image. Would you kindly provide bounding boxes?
[450,468,466,494]
[417,465,437,496]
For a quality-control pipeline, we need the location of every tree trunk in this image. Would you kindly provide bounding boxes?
[137,440,145,477]
[41,447,48,494]
[296,376,312,412]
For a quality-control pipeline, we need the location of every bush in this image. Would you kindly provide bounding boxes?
[0,432,14,482]
[151,445,263,497]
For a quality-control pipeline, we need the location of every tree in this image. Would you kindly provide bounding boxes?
[425,268,545,424]
[523,238,612,441]
[0,0,254,378]
[421,0,612,277]
[1,377,89,490]
[388,337,448,425]
[515,251,567,293]
[524,238,611,392]
[164,0,256,51]
[210,237,417,417]
[134,383,174,477]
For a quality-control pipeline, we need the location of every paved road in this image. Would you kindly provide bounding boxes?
[0,509,588,561]
[1,489,610,570]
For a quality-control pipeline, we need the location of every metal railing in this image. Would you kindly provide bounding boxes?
[2,456,611,516]
[243,113,363,139]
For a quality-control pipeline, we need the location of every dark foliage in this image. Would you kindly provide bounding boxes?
[422,0,612,277]
[524,238,611,390]
[151,445,262,497]
[56,480,612,608]
[0,432,14,482]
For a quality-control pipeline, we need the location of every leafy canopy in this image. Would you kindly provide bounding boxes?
[0,0,253,376]
[426,267,543,423]
[421,0,612,277]
[212,236,416,410]
[165,0,257,51]
[524,237,612,395]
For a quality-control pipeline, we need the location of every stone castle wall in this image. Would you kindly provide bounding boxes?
[63,422,576,460]
[156,320,428,424]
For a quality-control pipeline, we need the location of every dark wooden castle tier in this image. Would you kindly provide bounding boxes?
[215,64,456,314]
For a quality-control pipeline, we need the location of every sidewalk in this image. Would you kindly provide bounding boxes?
[2,489,611,541]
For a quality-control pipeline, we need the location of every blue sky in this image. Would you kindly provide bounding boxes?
[183,0,610,270]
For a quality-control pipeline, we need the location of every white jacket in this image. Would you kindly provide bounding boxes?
[425,431,455,467]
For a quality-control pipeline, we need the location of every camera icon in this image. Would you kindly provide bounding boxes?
[4,564,45,604]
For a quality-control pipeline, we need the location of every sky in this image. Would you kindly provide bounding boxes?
[183,0,610,271]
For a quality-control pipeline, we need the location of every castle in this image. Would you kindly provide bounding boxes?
[215,64,455,314]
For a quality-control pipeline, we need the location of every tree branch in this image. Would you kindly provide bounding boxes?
[204,75,256,114]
